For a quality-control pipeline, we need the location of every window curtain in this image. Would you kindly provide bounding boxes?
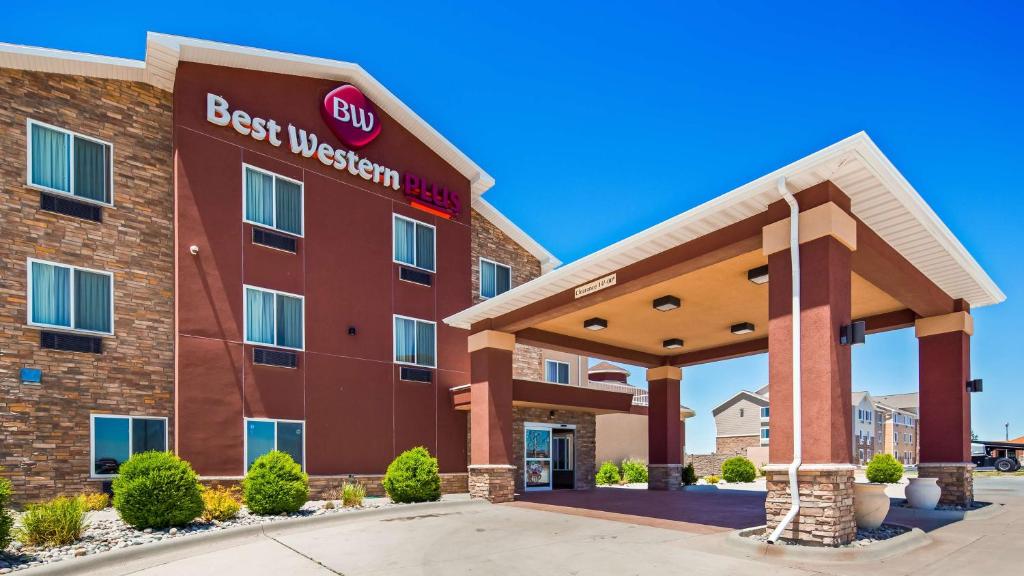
[31,262,71,327]
[495,264,511,295]
[415,321,435,367]
[545,361,556,382]
[30,124,70,192]
[75,269,111,333]
[275,179,302,235]
[394,317,416,363]
[246,288,275,344]
[93,417,130,475]
[480,260,496,298]
[276,294,303,349]
[131,418,166,453]
[73,136,110,203]
[557,362,569,384]
[277,422,304,469]
[246,420,275,470]
[415,223,435,271]
[245,168,274,228]
[394,217,414,265]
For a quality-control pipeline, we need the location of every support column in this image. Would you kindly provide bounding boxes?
[917,311,974,506]
[468,330,516,503]
[763,194,858,546]
[647,366,683,490]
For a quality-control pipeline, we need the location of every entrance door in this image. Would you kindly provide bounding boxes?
[552,430,575,489]
[524,426,552,491]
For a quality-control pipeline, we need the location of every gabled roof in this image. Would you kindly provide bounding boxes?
[712,390,769,416]
[588,361,629,374]
[874,393,919,412]
[852,391,872,407]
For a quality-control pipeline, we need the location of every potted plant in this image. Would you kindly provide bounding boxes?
[854,454,903,529]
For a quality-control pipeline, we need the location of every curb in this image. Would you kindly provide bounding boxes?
[22,498,486,575]
[724,524,930,562]
[892,501,1006,523]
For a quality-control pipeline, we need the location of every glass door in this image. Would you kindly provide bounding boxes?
[524,426,552,491]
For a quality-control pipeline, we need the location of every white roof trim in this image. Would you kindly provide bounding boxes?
[473,197,561,274]
[712,390,769,416]
[445,132,1005,330]
[0,42,145,81]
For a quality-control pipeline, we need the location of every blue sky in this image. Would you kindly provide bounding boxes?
[4,2,1021,453]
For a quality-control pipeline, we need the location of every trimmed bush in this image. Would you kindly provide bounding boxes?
[595,461,621,485]
[682,463,697,486]
[113,451,204,529]
[16,496,87,547]
[0,478,14,550]
[620,459,649,484]
[201,485,241,522]
[342,483,366,508]
[721,456,757,483]
[866,453,904,484]
[78,492,110,511]
[383,447,441,504]
[243,451,309,515]
[704,475,721,485]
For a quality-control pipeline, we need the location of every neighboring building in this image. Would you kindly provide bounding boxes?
[852,392,877,465]
[711,386,770,455]
[875,393,920,465]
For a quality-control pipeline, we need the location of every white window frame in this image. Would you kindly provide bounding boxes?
[26,118,115,207]
[242,163,304,237]
[27,257,115,336]
[544,359,570,384]
[392,214,436,272]
[89,414,168,478]
[760,406,770,419]
[478,257,513,299]
[392,314,438,368]
[243,417,306,473]
[242,284,305,351]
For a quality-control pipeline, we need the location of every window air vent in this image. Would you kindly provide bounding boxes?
[40,193,102,222]
[40,331,103,354]
[400,366,433,383]
[253,348,298,368]
[252,228,297,253]
[399,267,432,286]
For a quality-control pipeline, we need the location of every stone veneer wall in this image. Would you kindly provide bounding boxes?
[687,453,731,478]
[715,435,761,456]
[918,463,974,506]
[0,70,174,504]
[512,408,596,493]
[765,467,856,546]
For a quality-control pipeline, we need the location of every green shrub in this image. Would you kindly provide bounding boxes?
[342,483,366,508]
[595,461,621,485]
[201,485,241,522]
[243,451,309,515]
[704,475,721,484]
[866,453,904,484]
[681,463,697,486]
[16,496,87,547]
[112,451,204,529]
[78,492,110,511]
[721,456,757,483]
[383,447,441,504]
[620,459,648,484]
[0,478,15,550]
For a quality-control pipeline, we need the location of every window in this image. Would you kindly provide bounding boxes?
[552,436,573,471]
[739,408,745,418]
[760,427,770,439]
[28,259,113,335]
[27,120,113,205]
[91,415,166,476]
[479,259,512,298]
[394,315,436,368]
[894,431,898,444]
[243,165,303,236]
[245,418,304,471]
[858,449,864,462]
[760,406,770,418]
[545,360,570,384]
[393,214,435,272]
[244,286,304,350]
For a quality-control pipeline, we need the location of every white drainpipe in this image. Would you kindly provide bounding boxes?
[767,176,802,544]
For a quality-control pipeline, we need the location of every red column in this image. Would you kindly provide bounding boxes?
[647,366,682,490]
[468,330,516,502]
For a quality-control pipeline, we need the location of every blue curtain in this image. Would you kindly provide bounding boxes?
[246,288,275,344]
[275,179,302,235]
[75,269,111,333]
[276,294,303,349]
[481,260,496,298]
[31,262,71,327]
[394,317,416,363]
[245,168,274,228]
[30,124,70,192]
[415,320,435,367]
[496,263,511,295]
[277,422,304,469]
[73,136,110,203]
[246,420,275,470]
[131,418,166,453]
[93,417,129,475]
[415,223,435,271]
[394,217,414,266]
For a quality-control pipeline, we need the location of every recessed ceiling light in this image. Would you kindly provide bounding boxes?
[731,322,755,335]
[663,338,684,349]
[653,295,681,312]
[584,317,608,331]
[747,265,769,285]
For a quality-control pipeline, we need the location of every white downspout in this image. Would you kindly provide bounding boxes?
[767,176,801,544]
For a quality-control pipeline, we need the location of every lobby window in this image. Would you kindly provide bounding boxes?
[245,418,304,471]
[479,259,512,299]
[393,214,435,272]
[545,360,570,384]
[91,415,166,476]
[243,164,303,236]
[27,120,113,205]
[394,315,436,368]
[244,286,304,350]
[28,259,113,335]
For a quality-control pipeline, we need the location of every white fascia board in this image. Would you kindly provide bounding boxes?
[472,196,561,274]
[0,42,145,81]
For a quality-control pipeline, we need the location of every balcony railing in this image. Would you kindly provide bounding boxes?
[581,380,649,406]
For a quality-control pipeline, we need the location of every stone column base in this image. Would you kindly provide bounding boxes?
[918,462,974,506]
[468,465,516,503]
[648,464,683,490]
[764,464,856,546]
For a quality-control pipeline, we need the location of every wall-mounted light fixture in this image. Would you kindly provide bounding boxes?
[584,317,608,331]
[839,321,866,346]
[747,265,769,285]
[348,326,357,336]
[967,379,983,393]
[189,245,200,255]
[731,322,755,335]
[663,338,684,349]
[653,295,681,312]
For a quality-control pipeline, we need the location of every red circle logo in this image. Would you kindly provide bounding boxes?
[321,85,382,148]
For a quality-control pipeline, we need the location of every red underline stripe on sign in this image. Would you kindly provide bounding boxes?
[410,201,453,219]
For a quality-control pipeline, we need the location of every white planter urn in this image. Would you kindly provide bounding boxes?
[854,482,890,529]
[905,477,941,510]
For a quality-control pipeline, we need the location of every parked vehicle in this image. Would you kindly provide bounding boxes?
[971,441,1022,472]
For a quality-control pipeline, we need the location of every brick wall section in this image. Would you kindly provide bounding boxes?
[687,453,732,478]
[204,473,468,500]
[0,70,174,504]
[715,435,760,456]
[512,407,596,492]
[765,467,856,546]
[468,466,515,503]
